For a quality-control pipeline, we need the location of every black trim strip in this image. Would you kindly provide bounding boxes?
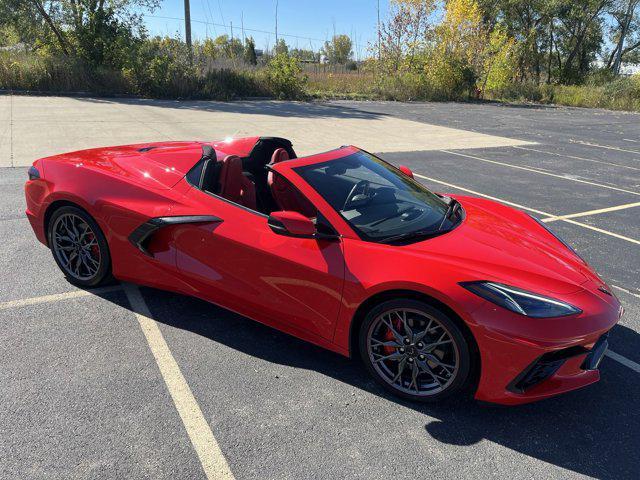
[129,215,223,256]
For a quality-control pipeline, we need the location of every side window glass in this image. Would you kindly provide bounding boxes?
[186,159,205,187]
[271,172,317,219]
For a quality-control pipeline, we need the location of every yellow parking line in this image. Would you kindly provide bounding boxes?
[413,173,640,245]
[0,285,122,310]
[122,283,234,480]
[512,145,640,172]
[542,202,640,223]
[440,149,640,196]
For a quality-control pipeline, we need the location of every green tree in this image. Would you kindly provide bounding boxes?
[322,34,353,64]
[377,0,437,72]
[481,25,518,92]
[265,53,307,98]
[606,0,640,72]
[290,48,318,62]
[15,0,160,65]
[244,36,258,65]
[274,38,289,55]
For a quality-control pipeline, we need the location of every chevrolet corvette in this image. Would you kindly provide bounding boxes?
[25,136,622,405]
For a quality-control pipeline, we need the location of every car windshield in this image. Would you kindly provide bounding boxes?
[294,150,462,243]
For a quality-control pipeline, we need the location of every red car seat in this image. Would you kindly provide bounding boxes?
[219,155,257,210]
[268,148,316,217]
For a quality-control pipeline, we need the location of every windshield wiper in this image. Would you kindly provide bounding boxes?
[437,198,461,231]
[378,227,451,244]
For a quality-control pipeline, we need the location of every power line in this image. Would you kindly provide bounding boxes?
[203,0,217,35]
[216,0,227,34]
[147,14,326,44]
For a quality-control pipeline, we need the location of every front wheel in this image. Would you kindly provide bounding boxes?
[359,299,471,402]
[47,206,112,287]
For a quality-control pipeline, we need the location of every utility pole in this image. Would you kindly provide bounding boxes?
[275,0,279,43]
[377,0,381,61]
[184,0,192,60]
[241,12,245,43]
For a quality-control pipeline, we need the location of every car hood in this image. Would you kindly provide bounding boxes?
[404,195,601,294]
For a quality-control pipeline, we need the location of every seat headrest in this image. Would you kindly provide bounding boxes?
[270,148,289,165]
[222,154,242,168]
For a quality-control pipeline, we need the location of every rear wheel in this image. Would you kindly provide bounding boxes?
[47,206,112,287]
[359,299,471,402]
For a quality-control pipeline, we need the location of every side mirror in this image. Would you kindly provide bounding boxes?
[399,165,414,179]
[268,211,316,237]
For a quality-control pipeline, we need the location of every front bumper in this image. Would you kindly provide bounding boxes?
[469,284,622,405]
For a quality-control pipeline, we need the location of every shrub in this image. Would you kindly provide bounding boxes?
[425,56,476,99]
[265,53,307,99]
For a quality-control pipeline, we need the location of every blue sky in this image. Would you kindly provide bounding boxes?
[143,0,391,59]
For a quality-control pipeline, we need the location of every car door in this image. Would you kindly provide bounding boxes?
[172,187,345,342]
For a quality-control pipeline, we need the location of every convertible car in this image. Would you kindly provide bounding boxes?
[25,136,622,405]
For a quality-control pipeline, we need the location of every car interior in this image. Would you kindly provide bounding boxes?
[186,137,317,219]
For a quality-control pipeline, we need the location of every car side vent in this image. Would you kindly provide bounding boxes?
[507,345,589,393]
[138,146,157,152]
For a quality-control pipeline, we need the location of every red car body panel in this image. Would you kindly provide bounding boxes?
[25,138,622,405]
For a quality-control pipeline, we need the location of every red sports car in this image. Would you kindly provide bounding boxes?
[25,136,622,405]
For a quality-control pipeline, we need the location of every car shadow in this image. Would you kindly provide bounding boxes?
[70,96,389,120]
[96,285,639,480]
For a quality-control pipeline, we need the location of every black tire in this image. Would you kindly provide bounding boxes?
[359,299,471,403]
[47,205,112,288]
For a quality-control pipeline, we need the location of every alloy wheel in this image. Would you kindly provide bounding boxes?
[366,308,460,396]
[51,213,102,281]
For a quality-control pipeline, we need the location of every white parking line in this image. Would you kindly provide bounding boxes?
[440,149,640,196]
[122,283,234,480]
[414,173,551,216]
[560,218,640,245]
[570,139,640,156]
[612,285,640,299]
[512,145,640,172]
[0,285,122,310]
[542,202,640,223]
[414,173,640,245]
[605,351,640,373]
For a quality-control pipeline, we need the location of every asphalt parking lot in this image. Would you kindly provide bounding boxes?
[1,96,639,479]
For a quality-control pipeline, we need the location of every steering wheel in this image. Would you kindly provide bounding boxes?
[343,180,371,210]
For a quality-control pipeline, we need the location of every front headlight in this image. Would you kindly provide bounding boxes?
[460,281,582,318]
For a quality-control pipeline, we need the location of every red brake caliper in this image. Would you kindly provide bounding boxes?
[383,318,403,355]
[88,232,99,259]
